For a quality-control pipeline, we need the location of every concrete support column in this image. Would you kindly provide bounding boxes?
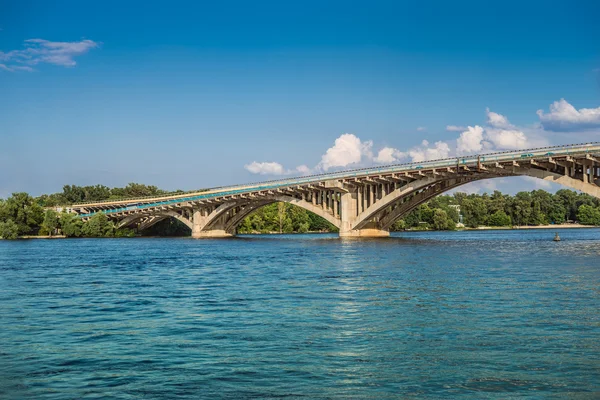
[191,207,234,239]
[339,187,389,238]
[334,195,339,217]
[357,186,363,214]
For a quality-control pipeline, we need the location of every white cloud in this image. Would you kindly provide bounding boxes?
[486,107,511,128]
[374,147,406,164]
[0,38,99,72]
[485,127,528,149]
[537,99,600,131]
[417,126,426,132]
[456,125,485,154]
[295,165,311,175]
[0,63,33,72]
[319,133,373,171]
[446,125,466,132]
[484,108,529,150]
[244,161,286,175]
[408,140,451,162]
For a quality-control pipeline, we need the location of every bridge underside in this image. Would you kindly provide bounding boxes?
[86,153,600,238]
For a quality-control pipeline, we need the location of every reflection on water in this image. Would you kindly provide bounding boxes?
[1,228,599,399]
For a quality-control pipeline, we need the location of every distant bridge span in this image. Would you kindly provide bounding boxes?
[71,143,600,238]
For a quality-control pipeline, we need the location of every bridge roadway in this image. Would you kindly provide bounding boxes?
[71,143,600,238]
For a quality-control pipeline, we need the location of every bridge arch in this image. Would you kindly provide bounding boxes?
[197,194,341,236]
[351,168,600,231]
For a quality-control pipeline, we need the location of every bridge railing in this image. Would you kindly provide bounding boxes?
[75,142,600,216]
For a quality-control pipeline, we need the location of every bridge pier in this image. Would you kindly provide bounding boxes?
[192,229,234,239]
[339,188,390,238]
[339,227,390,238]
[191,209,235,239]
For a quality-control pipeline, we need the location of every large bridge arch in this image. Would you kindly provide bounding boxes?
[351,167,600,232]
[194,194,342,237]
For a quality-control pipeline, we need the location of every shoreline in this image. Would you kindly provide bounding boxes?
[6,224,598,239]
[465,223,593,230]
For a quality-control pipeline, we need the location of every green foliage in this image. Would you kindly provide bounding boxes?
[577,205,600,226]
[488,210,512,227]
[60,212,83,237]
[390,219,406,231]
[81,213,115,237]
[0,220,19,239]
[114,228,136,237]
[432,209,455,230]
[40,209,60,236]
[398,189,600,230]
[1,193,44,235]
[35,183,173,206]
[237,202,336,234]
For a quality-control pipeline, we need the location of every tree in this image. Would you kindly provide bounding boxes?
[2,193,44,235]
[391,219,406,231]
[461,197,488,227]
[577,205,600,225]
[0,220,19,239]
[60,212,83,237]
[81,213,115,237]
[40,209,60,236]
[488,210,512,227]
[432,209,455,230]
[555,189,579,221]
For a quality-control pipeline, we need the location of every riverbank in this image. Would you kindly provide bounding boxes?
[469,223,593,230]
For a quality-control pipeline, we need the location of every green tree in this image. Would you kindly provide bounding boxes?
[2,193,44,235]
[81,213,115,237]
[60,212,84,237]
[0,220,19,239]
[488,210,512,226]
[461,197,488,227]
[577,205,600,225]
[432,209,455,230]
[40,209,60,236]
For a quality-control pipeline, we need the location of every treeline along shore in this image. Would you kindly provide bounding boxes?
[1,183,600,239]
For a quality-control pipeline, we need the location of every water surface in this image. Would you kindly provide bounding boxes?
[1,229,599,398]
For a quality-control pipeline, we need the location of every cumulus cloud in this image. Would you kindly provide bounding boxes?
[486,107,511,128]
[319,133,373,170]
[374,147,406,164]
[537,99,600,131]
[417,126,427,132]
[484,108,529,150]
[456,126,485,154]
[295,165,312,175]
[408,140,451,162]
[446,125,466,132]
[244,161,286,175]
[0,38,99,71]
[485,127,528,149]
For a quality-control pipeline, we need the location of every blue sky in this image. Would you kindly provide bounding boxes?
[1,0,600,197]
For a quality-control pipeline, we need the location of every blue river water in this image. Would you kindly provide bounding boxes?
[1,229,599,399]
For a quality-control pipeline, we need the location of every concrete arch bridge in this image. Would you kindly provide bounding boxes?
[72,143,600,238]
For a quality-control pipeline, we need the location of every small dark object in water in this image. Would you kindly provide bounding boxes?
[553,232,561,241]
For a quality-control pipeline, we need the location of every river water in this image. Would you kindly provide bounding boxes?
[1,229,599,399]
